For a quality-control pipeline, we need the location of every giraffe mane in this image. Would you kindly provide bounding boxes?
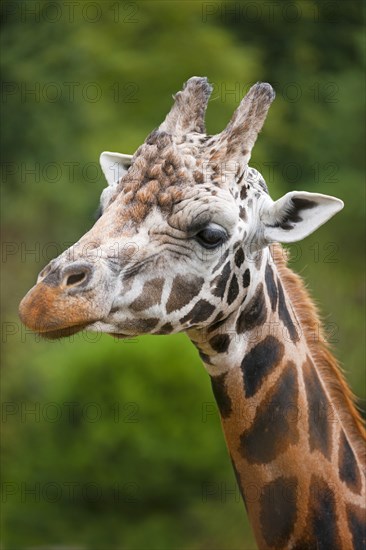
[271,243,366,468]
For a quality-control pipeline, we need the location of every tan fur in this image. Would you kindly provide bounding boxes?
[272,243,366,468]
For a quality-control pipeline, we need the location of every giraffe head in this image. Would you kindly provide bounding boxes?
[19,77,343,339]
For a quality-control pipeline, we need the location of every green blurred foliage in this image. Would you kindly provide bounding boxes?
[1,1,364,548]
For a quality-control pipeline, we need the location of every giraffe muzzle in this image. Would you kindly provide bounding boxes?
[19,260,104,338]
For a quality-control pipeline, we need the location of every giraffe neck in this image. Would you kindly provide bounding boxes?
[189,246,366,550]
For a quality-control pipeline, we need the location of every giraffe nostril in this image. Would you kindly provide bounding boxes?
[66,272,87,286]
[61,262,93,289]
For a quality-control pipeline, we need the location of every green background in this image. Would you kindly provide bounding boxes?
[1,1,365,548]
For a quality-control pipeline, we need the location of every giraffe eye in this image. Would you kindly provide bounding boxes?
[195,226,227,249]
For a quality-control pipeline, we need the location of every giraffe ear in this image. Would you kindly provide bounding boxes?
[261,191,344,244]
[100,152,133,186]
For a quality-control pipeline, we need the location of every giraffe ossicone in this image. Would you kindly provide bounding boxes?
[19,76,365,549]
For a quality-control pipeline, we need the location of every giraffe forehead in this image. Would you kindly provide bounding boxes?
[105,152,241,230]
[102,129,268,231]
[104,138,197,224]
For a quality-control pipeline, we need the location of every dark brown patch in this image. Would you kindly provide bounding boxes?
[303,357,333,460]
[210,372,232,418]
[154,322,173,334]
[240,185,248,200]
[122,318,159,333]
[180,299,215,324]
[211,261,231,298]
[239,205,247,221]
[165,275,204,314]
[239,363,299,464]
[277,278,299,342]
[209,333,230,353]
[241,336,284,398]
[338,430,362,494]
[237,171,245,184]
[243,268,250,288]
[303,475,342,550]
[265,263,277,312]
[234,248,245,268]
[236,283,267,333]
[346,503,366,550]
[130,278,164,312]
[260,476,298,548]
[227,274,239,305]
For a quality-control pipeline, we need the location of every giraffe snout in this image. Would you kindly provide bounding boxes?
[19,260,103,338]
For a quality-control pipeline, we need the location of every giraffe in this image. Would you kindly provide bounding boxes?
[19,77,365,549]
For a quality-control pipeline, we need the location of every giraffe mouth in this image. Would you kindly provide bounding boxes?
[40,326,131,340]
[39,323,91,340]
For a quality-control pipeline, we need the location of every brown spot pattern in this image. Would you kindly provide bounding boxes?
[243,268,250,288]
[241,335,284,398]
[298,474,342,550]
[209,333,230,353]
[264,262,277,312]
[338,430,362,494]
[303,357,333,460]
[227,274,239,305]
[236,283,267,333]
[180,299,215,324]
[154,322,173,334]
[122,318,160,333]
[210,372,232,418]
[240,363,299,464]
[260,476,298,548]
[234,248,245,268]
[346,503,366,550]
[130,278,164,312]
[165,275,204,313]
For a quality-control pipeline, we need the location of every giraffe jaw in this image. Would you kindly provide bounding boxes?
[108,333,131,339]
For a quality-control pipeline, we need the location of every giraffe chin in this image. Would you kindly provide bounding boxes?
[108,333,132,340]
